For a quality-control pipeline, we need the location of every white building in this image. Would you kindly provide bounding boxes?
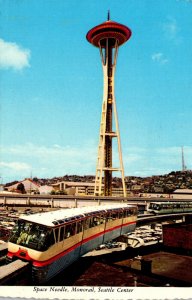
[38,185,54,195]
[172,189,192,199]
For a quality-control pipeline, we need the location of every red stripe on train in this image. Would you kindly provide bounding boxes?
[32,220,136,267]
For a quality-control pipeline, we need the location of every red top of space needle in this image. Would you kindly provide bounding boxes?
[86,11,132,47]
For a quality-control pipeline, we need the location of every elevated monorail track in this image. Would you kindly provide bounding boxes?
[137,212,192,225]
[0,194,191,210]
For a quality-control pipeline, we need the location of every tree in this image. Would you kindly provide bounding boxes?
[17,183,26,194]
[33,177,39,183]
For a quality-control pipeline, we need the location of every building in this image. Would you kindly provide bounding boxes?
[172,189,192,199]
[51,180,128,196]
[52,181,98,196]
[163,223,192,254]
[38,185,54,195]
[6,179,40,194]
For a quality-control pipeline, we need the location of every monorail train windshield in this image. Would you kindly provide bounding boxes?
[148,203,160,210]
[9,220,55,251]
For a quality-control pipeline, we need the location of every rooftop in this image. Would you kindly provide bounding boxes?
[20,203,134,227]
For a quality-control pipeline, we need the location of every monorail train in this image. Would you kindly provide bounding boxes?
[7,204,137,283]
[147,201,192,215]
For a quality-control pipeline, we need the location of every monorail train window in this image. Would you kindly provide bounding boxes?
[76,220,83,233]
[118,210,123,219]
[95,216,100,225]
[125,209,129,217]
[9,223,20,243]
[47,230,55,248]
[64,222,76,238]
[123,209,130,217]
[9,220,55,251]
[151,204,158,210]
[111,211,119,220]
[89,216,100,227]
[89,217,94,228]
[59,226,65,241]
[84,217,90,230]
[128,209,132,216]
[64,224,71,238]
[9,220,31,244]
[71,222,76,235]
[37,229,55,251]
[54,228,59,243]
[89,217,93,227]
[106,213,113,222]
[99,214,105,224]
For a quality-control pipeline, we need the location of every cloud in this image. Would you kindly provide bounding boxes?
[2,143,96,161]
[162,17,181,44]
[0,143,97,180]
[0,161,31,171]
[1,143,192,182]
[123,146,192,177]
[0,38,31,70]
[152,52,168,65]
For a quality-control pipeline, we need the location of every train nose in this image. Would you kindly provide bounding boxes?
[18,249,27,257]
[16,248,32,261]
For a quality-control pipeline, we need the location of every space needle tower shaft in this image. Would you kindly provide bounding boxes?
[86,12,131,196]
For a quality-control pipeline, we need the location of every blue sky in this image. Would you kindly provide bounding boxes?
[0,0,192,183]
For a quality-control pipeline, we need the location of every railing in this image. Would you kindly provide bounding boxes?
[0,194,148,208]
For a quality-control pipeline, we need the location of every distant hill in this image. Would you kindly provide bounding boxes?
[4,170,192,194]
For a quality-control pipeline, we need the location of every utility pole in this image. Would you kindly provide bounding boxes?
[181,146,187,171]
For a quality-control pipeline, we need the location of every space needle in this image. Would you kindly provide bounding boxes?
[86,12,131,197]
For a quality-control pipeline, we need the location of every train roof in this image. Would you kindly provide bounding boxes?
[19,204,136,227]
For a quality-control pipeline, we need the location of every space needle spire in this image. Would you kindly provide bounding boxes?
[107,10,110,21]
